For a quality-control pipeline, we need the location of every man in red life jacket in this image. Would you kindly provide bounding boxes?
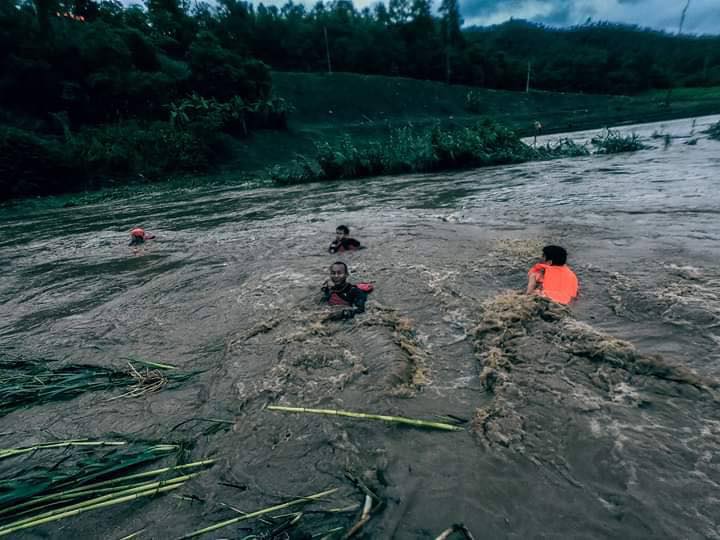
[129,228,156,246]
[321,261,368,320]
[329,225,362,254]
[526,245,579,305]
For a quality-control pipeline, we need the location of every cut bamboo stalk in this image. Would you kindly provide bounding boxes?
[0,484,182,537]
[0,440,126,460]
[267,406,464,431]
[314,527,345,539]
[0,474,196,531]
[434,523,476,540]
[124,357,178,370]
[117,528,146,540]
[55,459,215,497]
[343,495,372,539]
[179,487,338,539]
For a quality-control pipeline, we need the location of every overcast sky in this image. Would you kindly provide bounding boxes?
[255,0,719,35]
[457,0,718,34]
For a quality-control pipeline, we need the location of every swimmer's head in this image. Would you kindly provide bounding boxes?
[129,228,145,246]
[335,225,349,240]
[542,245,567,266]
[329,261,348,286]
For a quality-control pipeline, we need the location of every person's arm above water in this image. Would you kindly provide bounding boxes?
[526,272,538,295]
[345,238,362,250]
[526,263,545,295]
[341,288,367,319]
[329,241,340,254]
[320,281,331,303]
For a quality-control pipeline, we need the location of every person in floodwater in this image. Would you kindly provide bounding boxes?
[329,225,362,254]
[526,245,579,305]
[321,261,369,320]
[129,228,156,246]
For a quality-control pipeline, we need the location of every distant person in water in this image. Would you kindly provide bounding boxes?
[329,225,362,254]
[321,261,370,320]
[526,245,579,305]
[129,228,156,246]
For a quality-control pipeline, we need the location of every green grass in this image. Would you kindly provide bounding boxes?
[224,72,720,173]
[270,120,653,185]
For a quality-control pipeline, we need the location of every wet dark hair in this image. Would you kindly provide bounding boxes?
[336,225,350,234]
[330,261,348,274]
[543,245,567,265]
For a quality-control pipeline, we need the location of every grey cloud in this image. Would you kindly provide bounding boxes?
[459,0,720,34]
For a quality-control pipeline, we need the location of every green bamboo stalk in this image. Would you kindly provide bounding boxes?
[117,528,146,540]
[0,440,127,460]
[266,406,464,431]
[123,357,178,370]
[55,459,215,497]
[2,480,164,522]
[0,474,196,531]
[0,484,182,537]
[179,488,338,539]
[313,527,345,539]
[21,460,215,509]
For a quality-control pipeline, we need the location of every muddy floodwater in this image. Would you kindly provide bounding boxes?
[1,116,720,539]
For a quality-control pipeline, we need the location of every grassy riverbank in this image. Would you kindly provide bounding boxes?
[225,72,720,172]
[3,72,720,203]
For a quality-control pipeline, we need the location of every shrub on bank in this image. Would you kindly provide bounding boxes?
[68,121,218,178]
[0,127,76,200]
[272,120,533,185]
[705,121,720,140]
[0,121,219,200]
[591,130,647,154]
[270,120,651,186]
[431,120,531,168]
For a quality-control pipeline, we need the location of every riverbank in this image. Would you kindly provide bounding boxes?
[224,73,720,172]
[3,72,720,203]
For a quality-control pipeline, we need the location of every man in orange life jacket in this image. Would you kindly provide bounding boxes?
[321,261,368,320]
[526,245,579,305]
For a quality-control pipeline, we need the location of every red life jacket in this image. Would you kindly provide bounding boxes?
[328,292,351,306]
[530,263,578,305]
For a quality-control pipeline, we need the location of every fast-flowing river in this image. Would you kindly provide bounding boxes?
[1,115,719,539]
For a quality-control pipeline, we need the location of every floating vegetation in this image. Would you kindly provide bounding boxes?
[591,129,647,154]
[180,487,338,539]
[0,440,214,537]
[0,355,198,416]
[536,137,590,158]
[267,405,464,431]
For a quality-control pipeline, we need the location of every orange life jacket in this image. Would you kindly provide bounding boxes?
[530,263,578,305]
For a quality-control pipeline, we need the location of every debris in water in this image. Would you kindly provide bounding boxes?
[0,441,213,537]
[0,355,198,416]
[179,487,338,539]
[266,405,464,431]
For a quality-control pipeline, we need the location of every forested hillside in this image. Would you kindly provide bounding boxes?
[1,0,719,200]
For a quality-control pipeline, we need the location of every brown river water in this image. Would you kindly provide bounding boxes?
[1,116,719,539]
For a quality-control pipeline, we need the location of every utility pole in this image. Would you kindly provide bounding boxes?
[525,61,531,93]
[445,22,451,84]
[324,26,332,75]
[665,0,691,106]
